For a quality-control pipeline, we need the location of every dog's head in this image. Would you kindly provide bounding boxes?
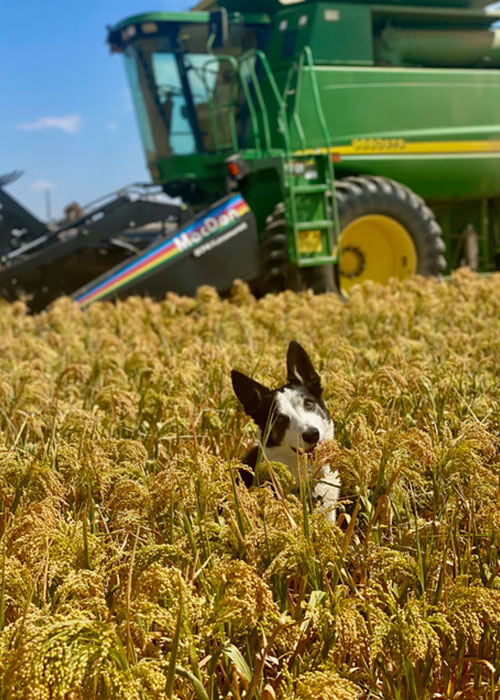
[231,341,333,463]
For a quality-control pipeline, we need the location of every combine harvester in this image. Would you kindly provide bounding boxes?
[2,0,500,309]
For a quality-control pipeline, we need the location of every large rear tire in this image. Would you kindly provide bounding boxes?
[335,176,446,293]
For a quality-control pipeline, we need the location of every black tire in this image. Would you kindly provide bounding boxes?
[335,175,446,290]
[257,202,289,294]
[256,203,338,295]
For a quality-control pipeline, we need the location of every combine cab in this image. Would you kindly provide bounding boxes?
[4,0,500,308]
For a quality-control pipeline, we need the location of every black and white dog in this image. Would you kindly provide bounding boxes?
[231,341,340,523]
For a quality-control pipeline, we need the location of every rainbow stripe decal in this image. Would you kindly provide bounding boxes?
[75,194,250,307]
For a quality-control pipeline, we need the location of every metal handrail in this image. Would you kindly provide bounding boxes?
[287,46,332,154]
[301,46,332,151]
[195,45,331,163]
[237,49,291,155]
[301,45,340,252]
[187,49,290,156]
[247,55,272,150]
[254,49,291,153]
[284,46,339,263]
[284,55,306,151]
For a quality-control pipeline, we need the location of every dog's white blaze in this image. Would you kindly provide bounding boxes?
[275,387,334,447]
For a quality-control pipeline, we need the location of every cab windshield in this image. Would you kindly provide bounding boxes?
[124,22,265,160]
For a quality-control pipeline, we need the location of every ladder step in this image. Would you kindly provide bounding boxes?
[298,255,338,267]
[294,220,333,231]
[286,184,330,194]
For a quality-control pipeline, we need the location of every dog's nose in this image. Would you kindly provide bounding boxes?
[302,427,320,444]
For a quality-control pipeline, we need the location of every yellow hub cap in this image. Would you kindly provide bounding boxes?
[339,214,417,293]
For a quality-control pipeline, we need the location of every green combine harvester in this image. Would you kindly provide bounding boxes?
[104,0,500,296]
[3,0,500,307]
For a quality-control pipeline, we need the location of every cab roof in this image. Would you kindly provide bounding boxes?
[107,11,271,52]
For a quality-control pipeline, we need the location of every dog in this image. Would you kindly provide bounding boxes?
[231,340,340,522]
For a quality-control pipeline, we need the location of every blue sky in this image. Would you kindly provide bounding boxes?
[1,0,191,219]
[3,1,500,219]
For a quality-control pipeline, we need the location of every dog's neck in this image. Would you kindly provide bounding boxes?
[248,434,340,524]
[257,434,303,485]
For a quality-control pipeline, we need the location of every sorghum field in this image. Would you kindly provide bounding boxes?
[1,269,500,700]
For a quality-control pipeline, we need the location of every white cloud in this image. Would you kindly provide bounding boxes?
[30,180,54,191]
[16,114,82,134]
[106,122,118,132]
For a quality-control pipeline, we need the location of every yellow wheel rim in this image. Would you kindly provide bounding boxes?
[339,214,417,293]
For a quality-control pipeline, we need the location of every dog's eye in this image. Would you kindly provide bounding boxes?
[304,398,315,411]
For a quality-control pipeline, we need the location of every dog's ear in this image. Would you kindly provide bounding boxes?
[287,340,322,396]
[231,370,271,420]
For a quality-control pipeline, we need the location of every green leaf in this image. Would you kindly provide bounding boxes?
[165,583,183,698]
[175,666,210,700]
[222,644,252,683]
